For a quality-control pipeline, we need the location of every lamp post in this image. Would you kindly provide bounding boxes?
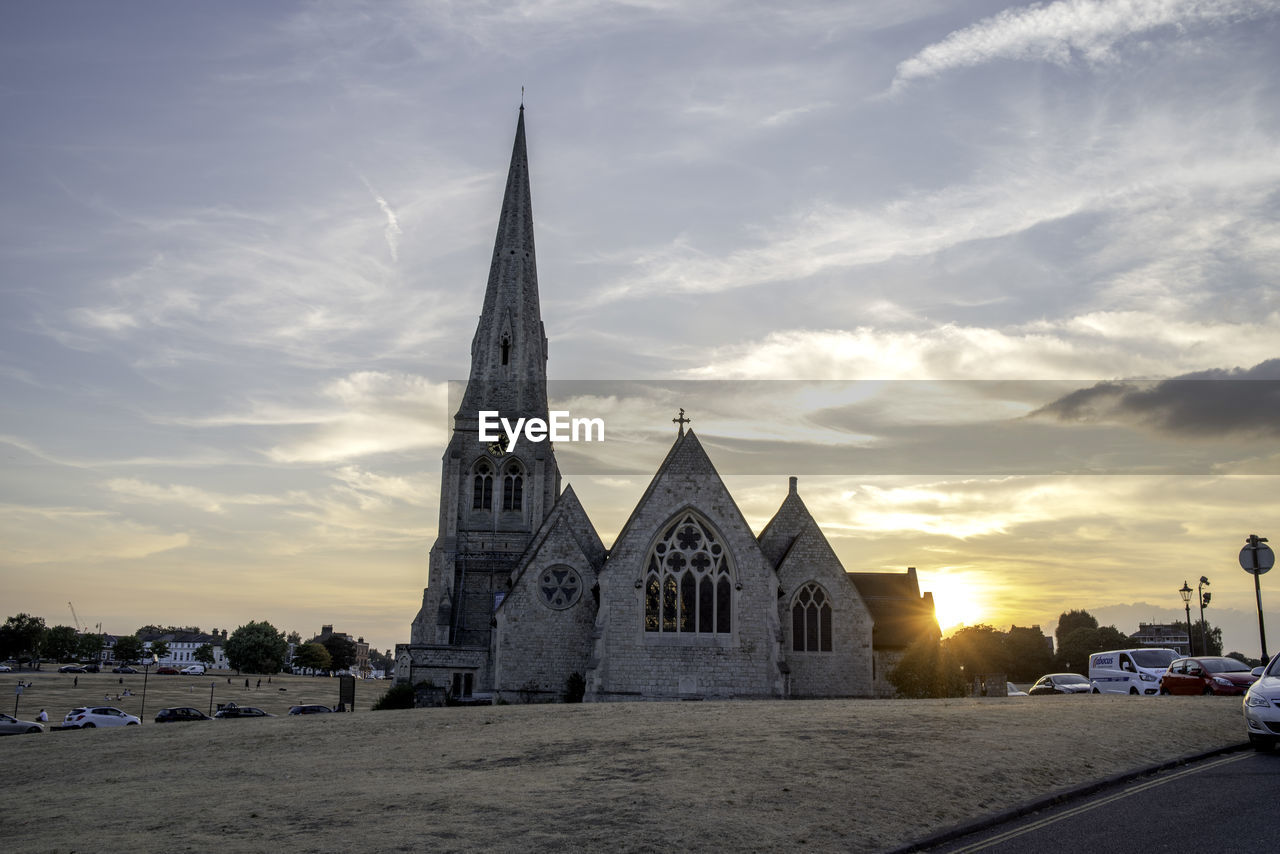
[140,653,157,722]
[1197,576,1211,656]
[1179,581,1193,656]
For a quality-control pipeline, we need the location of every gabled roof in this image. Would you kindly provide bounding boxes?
[758,477,815,568]
[610,429,748,551]
[846,567,940,649]
[501,483,605,603]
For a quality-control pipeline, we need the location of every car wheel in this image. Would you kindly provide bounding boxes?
[1202,686,1214,696]
[1129,687,1139,695]
[27,726,41,734]
[1249,733,1276,753]
[1159,687,1170,695]
[82,722,95,728]
[1092,687,1100,694]
[126,721,139,726]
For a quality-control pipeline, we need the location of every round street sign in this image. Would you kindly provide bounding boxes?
[1240,543,1275,575]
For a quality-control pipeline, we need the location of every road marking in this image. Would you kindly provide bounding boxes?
[945,753,1251,853]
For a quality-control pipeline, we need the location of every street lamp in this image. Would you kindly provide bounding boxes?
[140,653,158,722]
[1179,581,1193,656]
[1198,576,1211,656]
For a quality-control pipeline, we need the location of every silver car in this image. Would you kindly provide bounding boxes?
[62,706,141,728]
[1243,654,1280,752]
[0,712,44,735]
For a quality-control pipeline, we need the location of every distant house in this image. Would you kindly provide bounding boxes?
[1129,622,1191,655]
[139,629,230,669]
[308,625,371,676]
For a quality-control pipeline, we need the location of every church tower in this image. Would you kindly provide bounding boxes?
[402,107,561,696]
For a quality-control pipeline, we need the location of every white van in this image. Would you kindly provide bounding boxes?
[1089,648,1179,695]
[179,664,206,675]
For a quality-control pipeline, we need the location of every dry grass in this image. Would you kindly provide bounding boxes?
[1,672,1245,854]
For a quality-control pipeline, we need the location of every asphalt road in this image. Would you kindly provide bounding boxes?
[923,749,1280,853]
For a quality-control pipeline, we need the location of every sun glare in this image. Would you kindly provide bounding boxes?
[923,573,987,633]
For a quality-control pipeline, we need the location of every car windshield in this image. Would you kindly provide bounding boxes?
[1201,657,1251,673]
[1131,650,1178,669]
[1056,674,1089,684]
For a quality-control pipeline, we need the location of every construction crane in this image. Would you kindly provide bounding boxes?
[68,601,81,633]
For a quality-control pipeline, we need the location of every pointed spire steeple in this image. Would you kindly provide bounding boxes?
[459,106,548,421]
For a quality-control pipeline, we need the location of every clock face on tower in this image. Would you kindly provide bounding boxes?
[487,433,508,457]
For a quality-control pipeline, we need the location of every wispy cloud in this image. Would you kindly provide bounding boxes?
[889,0,1278,92]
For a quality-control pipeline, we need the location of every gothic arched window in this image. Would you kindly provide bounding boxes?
[502,461,523,511]
[472,461,493,511]
[644,512,732,635]
[501,335,511,366]
[792,582,832,652]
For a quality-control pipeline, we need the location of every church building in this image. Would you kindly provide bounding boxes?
[395,108,939,702]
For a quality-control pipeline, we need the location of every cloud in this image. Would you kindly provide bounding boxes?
[1031,358,1280,437]
[889,0,1277,92]
[0,504,190,564]
[360,175,402,262]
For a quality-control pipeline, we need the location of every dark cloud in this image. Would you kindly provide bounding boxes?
[1031,359,1280,438]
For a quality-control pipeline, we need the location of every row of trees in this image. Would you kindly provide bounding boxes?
[0,614,346,676]
[889,609,1233,699]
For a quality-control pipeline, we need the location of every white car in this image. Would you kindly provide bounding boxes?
[1243,655,1280,752]
[179,664,206,675]
[62,706,141,728]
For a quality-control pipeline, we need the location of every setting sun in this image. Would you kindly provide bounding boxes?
[922,572,988,633]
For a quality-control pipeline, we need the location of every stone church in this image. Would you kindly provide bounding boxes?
[395,108,939,702]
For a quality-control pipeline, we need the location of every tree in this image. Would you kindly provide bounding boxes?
[286,630,302,645]
[888,636,967,698]
[1055,610,1098,647]
[0,614,47,666]
[112,634,144,664]
[292,642,331,673]
[76,632,104,662]
[1003,625,1054,682]
[224,620,288,674]
[944,625,1012,676]
[1054,625,1130,673]
[321,634,357,673]
[41,625,80,662]
[194,643,217,668]
[1192,619,1223,656]
[147,639,171,662]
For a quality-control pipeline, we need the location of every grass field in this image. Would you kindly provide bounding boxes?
[0,677,1248,854]
[4,668,385,722]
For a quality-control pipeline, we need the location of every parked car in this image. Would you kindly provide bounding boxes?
[112,665,138,674]
[179,664,206,675]
[82,663,101,673]
[154,707,213,723]
[213,704,274,719]
[62,707,141,728]
[1005,682,1028,697]
[1160,656,1258,696]
[1029,673,1094,695]
[1244,655,1280,752]
[155,666,180,675]
[0,712,44,735]
[0,664,13,672]
[287,704,333,715]
[57,665,86,673]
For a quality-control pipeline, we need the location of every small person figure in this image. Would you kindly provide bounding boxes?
[37,709,48,723]
[256,679,261,689]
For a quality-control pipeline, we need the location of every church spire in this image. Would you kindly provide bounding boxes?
[459,106,548,421]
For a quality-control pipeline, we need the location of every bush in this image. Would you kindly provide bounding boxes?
[563,671,586,703]
[371,683,416,710]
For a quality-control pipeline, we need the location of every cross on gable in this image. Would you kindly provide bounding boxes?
[673,408,690,437]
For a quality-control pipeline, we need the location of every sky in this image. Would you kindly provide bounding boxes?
[2,0,1279,659]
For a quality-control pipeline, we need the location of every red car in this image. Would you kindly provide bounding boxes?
[1160,656,1258,695]
[155,666,180,675]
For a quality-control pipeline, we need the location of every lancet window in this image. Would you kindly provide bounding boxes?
[472,461,493,511]
[502,462,524,511]
[644,512,732,635]
[792,582,833,652]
